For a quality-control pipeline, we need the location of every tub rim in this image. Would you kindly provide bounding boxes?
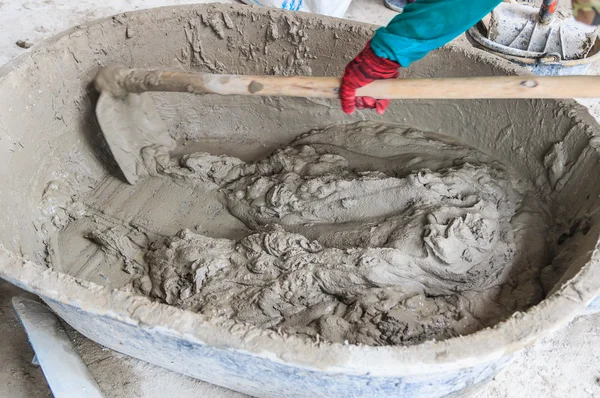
[0,3,599,378]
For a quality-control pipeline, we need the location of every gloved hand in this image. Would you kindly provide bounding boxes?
[340,41,401,115]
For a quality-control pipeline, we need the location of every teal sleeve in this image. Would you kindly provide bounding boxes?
[370,0,502,67]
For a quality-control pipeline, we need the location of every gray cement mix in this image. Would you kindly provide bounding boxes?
[79,121,551,347]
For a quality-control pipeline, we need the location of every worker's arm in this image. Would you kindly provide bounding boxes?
[573,0,600,25]
[340,0,502,114]
[371,0,501,66]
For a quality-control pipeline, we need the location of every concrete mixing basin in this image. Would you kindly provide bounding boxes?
[1,4,600,397]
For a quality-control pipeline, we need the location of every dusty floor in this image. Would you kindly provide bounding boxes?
[1,0,600,397]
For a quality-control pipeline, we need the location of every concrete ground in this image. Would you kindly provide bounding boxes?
[1,1,599,397]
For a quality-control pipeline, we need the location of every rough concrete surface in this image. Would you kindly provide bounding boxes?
[0,0,599,397]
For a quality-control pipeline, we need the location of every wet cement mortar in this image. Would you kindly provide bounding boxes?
[85,121,551,347]
[2,0,600,397]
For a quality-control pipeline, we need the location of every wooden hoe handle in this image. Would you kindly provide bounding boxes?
[95,64,600,100]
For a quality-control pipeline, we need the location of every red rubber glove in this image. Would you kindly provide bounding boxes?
[340,41,401,115]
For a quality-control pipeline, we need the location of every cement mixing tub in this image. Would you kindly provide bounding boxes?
[1,4,600,397]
